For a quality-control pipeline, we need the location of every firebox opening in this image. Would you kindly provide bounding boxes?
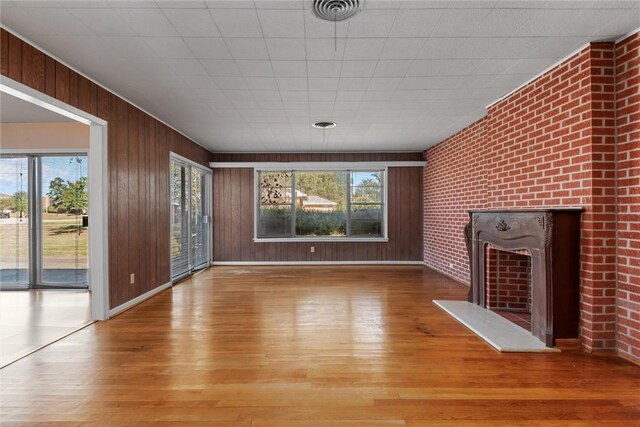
[484,244,532,332]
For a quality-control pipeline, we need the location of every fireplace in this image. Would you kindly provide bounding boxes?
[464,209,582,347]
[485,246,532,330]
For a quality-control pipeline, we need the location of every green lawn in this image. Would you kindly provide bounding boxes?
[0,214,87,268]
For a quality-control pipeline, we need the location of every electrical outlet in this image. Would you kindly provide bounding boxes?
[310,246,315,253]
[448,263,453,269]
[130,273,135,285]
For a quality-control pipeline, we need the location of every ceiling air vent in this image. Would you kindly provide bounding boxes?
[313,0,362,22]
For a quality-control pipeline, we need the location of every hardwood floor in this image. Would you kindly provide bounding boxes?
[0,290,91,367]
[1,266,639,425]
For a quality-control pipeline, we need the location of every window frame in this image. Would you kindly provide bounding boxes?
[254,167,388,242]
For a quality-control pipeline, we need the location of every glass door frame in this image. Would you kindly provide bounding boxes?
[0,152,89,289]
[169,152,212,281]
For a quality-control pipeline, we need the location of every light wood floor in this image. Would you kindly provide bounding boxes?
[0,290,91,367]
[1,266,639,426]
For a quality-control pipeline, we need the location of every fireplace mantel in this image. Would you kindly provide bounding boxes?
[465,208,583,347]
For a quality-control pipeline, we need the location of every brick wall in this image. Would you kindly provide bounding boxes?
[423,119,487,284]
[423,32,639,361]
[615,32,640,362]
[485,246,531,312]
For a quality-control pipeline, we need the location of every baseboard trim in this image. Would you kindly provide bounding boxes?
[109,282,172,318]
[212,261,424,266]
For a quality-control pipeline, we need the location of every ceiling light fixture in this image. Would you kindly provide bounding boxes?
[312,121,337,129]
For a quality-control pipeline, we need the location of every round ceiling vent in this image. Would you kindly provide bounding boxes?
[313,0,361,22]
[312,121,337,129]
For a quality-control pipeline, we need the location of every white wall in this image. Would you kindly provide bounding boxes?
[0,122,89,150]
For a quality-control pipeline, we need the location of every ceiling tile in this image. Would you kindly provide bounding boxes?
[339,77,372,91]
[266,38,306,60]
[408,59,483,76]
[108,1,159,8]
[473,8,578,37]
[115,8,177,36]
[368,77,402,91]
[340,61,378,78]
[226,38,270,59]
[157,1,207,8]
[309,91,335,101]
[163,9,220,37]
[201,59,241,76]
[212,76,248,90]
[67,8,136,36]
[255,1,304,9]
[506,58,556,75]
[430,8,492,37]
[276,77,308,91]
[373,60,413,77]
[205,1,255,9]
[306,38,347,60]
[280,91,308,101]
[497,36,586,59]
[472,59,519,75]
[210,8,262,37]
[346,9,397,38]
[343,38,386,60]
[251,90,281,101]
[0,7,92,36]
[172,74,217,89]
[380,38,425,59]
[307,60,342,78]
[143,37,194,58]
[257,9,304,37]
[244,77,279,90]
[271,61,307,77]
[166,58,208,75]
[308,78,339,91]
[336,91,365,101]
[389,8,444,37]
[103,36,158,58]
[304,11,349,38]
[184,37,232,59]
[236,60,274,77]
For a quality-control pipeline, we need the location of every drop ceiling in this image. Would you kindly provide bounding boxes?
[0,1,638,152]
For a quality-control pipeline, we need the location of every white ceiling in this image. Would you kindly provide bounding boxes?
[1,1,638,152]
[0,92,74,123]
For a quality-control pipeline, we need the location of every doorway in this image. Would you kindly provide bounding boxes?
[0,154,89,290]
[170,154,212,281]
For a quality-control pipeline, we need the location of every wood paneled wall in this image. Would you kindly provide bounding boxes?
[212,153,423,262]
[1,29,212,309]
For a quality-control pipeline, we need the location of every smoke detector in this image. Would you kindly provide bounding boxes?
[312,121,337,129]
[313,0,362,22]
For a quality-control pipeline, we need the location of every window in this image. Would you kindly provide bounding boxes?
[256,169,386,240]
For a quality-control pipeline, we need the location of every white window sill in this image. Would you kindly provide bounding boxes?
[254,237,389,243]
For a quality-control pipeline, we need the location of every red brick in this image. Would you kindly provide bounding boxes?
[424,36,639,362]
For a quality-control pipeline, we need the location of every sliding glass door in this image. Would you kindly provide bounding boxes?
[0,154,88,290]
[40,156,88,287]
[170,156,211,280]
[0,157,30,289]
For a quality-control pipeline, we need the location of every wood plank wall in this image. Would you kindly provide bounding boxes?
[212,153,424,262]
[1,29,212,309]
